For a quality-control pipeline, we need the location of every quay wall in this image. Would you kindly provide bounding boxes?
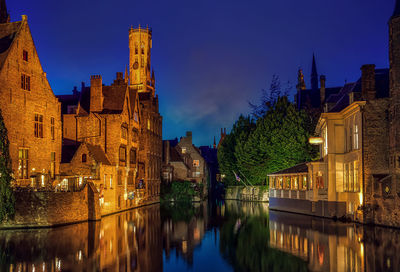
[1,182,101,228]
[225,186,269,202]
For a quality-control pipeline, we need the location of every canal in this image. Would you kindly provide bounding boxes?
[0,200,398,271]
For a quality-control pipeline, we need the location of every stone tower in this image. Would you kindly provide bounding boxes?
[129,25,155,95]
[0,0,10,24]
[389,0,400,174]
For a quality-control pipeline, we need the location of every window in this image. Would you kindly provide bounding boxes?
[110,175,113,188]
[119,146,127,166]
[147,119,150,130]
[21,74,31,91]
[134,112,138,123]
[34,114,43,138]
[316,172,324,189]
[141,56,144,67]
[193,160,200,167]
[135,44,138,54]
[82,154,87,163]
[50,152,55,178]
[193,172,201,178]
[121,124,128,140]
[130,148,137,165]
[141,43,145,54]
[302,176,307,190]
[181,147,187,154]
[132,128,138,142]
[128,170,134,185]
[51,117,55,140]
[344,161,359,192]
[344,163,349,192]
[354,124,359,150]
[23,50,28,61]
[104,174,107,189]
[117,170,123,185]
[354,161,359,192]
[323,127,328,156]
[18,149,28,179]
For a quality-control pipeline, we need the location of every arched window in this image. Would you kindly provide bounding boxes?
[82,154,87,163]
[141,43,145,54]
[135,44,138,54]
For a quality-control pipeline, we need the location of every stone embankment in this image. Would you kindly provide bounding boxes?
[225,186,269,202]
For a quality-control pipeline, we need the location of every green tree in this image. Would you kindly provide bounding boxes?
[0,109,15,222]
[217,115,255,186]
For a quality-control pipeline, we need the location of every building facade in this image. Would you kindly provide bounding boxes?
[269,1,400,227]
[0,11,62,187]
[59,26,162,215]
[162,132,208,189]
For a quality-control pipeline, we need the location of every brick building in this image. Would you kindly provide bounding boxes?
[162,132,208,192]
[59,26,162,214]
[0,3,62,187]
[269,0,400,227]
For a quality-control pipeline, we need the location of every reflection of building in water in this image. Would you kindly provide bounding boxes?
[162,203,208,265]
[269,211,364,272]
[0,205,162,272]
[224,200,268,216]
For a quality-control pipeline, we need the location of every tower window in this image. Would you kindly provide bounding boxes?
[135,44,138,54]
[141,43,145,54]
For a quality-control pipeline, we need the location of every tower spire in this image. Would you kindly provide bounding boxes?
[393,0,400,18]
[311,54,319,90]
[0,0,10,24]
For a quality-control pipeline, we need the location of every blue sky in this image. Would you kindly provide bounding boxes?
[7,0,395,146]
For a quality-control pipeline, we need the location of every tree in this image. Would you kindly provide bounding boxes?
[217,115,256,186]
[249,74,281,119]
[0,109,15,222]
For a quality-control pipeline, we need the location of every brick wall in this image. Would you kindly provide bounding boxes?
[2,182,101,228]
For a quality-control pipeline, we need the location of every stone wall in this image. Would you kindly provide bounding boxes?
[225,186,269,202]
[2,182,101,228]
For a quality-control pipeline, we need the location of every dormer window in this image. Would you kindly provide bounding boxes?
[23,50,28,62]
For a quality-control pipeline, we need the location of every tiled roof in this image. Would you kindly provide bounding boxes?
[170,147,183,162]
[86,143,111,165]
[327,69,389,113]
[0,21,21,71]
[268,162,308,176]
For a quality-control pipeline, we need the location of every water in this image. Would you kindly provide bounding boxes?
[0,200,398,271]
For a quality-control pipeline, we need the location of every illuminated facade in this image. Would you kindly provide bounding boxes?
[59,26,162,215]
[270,1,400,227]
[0,10,62,187]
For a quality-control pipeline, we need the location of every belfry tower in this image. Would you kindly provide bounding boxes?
[129,25,155,96]
[0,0,10,24]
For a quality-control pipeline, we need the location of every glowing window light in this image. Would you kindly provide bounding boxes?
[309,137,324,145]
[41,175,45,187]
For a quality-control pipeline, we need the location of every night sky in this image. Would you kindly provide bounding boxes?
[7,0,395,146]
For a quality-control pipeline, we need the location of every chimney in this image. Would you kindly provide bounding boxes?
[186,131,192,144]
[361,64,376,101]
[90,75,103,112]
[320,75,326,104]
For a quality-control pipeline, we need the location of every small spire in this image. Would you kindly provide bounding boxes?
[311,54,319,90]
[0,0,10,24]
[297,68,306,90]
[213,136,216,149]
[124,65,128,84]
[394,0,400,18]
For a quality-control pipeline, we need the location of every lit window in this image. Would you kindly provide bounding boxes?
[316,172,324,189]
[193,160,200,167]
[354,124,359,150]
[147,119,150,130]
[354,161,359,192]
[323,127,328,156]
[18,148,29,179]
[181,147,187,154]
[34,114,43,138]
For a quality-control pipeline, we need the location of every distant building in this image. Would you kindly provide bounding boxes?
[0,6,62,187]
[269,1,400,227]
[162,132,208,189]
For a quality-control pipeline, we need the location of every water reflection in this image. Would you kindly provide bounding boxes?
[0,201,399,271]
